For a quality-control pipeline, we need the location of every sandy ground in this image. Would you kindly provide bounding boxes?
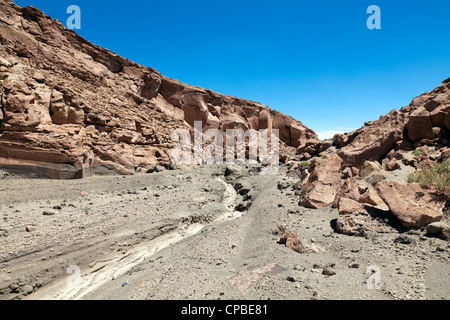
[0,163,448,300]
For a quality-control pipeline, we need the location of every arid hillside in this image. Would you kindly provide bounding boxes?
[0,0,318,179]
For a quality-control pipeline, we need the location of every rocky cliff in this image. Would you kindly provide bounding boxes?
[0,0,318,178]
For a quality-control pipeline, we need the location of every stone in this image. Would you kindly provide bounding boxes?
[406,107,435,142]
[22,284,34,295]
[277,227,305,254]
[338,110,405,168]
[426,222,450,234]
[300,154,343,209]
[26,226,36,232]
[322,268,336,276]
[384,159,401,171]
[375,181,445,228]
[426,222,450,240]
[359,188,383,206]
[394,235,413,244]
[42,210,56,216]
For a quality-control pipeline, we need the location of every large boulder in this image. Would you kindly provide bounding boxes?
[300,154,343,209]
[406,107,435,142]
[374,181,445,228]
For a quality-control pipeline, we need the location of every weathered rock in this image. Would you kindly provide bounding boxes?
[337,197,365,215]
[338,110,405,168]
[322,268,336,276]
[277,227,304,254]
[359,188,384,206]
[300,154,343,209]
[336,209,397,236]
[426,222,450,240]
[0,0,317,179]
[383,159,401,171]
[375,181,445,228]
[406,107,435,142]
[332,177,360,208]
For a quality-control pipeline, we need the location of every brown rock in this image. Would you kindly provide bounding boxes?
[300,154,343,209]
[336,207,398,236]
[374,181,445,228]
[26,225,36,232]
[337,197,365,215]
[406,107,435,142]
[0,0,318,179]
[359,188,384,206]
[338,110,405,168]
[332,177,360,209]
[426,222,450,240]
[277,227,304,254]
[384,159,401,171]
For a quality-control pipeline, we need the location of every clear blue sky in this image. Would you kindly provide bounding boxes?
[14,0,450,139]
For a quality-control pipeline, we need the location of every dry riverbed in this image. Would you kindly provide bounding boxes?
[0,164,448,300]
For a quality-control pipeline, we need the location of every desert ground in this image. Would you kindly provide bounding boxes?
[0,163,448,300]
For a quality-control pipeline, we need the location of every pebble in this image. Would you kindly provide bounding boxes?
[322,268,336,276]
[286,276,296,282]
[26,226,36,232]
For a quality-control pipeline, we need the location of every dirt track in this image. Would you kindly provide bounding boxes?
[0,164,449,300]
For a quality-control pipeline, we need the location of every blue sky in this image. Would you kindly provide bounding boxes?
[14,0,450,139]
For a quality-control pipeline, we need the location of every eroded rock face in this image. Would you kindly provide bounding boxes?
[0,0,317,178]
[375,181,445,228]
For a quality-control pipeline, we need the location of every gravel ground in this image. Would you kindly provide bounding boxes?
[0,164,448,300]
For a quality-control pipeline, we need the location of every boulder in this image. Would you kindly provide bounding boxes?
[300,154,343,209]
[406,107,435,142]
[374,181,445,228]
[426,222,450,240]
[338,110,405,168]
[359,188,384,206]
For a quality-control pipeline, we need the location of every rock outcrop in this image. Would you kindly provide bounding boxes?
[0,0,317,178]
[297,77,449,231]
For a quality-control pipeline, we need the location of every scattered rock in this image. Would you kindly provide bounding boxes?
[394,235,413,244]
[286,276,296,282]
[426,222,450,240]
[26,226,36,232]
[42,211,56,216]
[322,268,336,276]
[277,227,305,254]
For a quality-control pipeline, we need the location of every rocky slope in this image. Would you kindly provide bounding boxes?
[0,0,317,179]
[296,77,450,233]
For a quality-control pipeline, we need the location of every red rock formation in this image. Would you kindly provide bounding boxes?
[374,181,445,228]
[299,78,449,214]
[0,0,318,178]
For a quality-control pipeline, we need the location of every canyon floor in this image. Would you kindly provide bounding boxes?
[0,164,449,300]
